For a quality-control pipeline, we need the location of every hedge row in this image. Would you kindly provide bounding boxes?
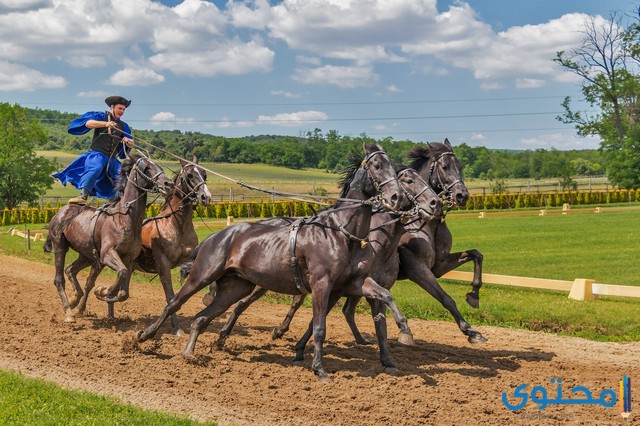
[3,189,639,226]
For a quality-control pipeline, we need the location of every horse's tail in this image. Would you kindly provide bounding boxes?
[43,234,53,253]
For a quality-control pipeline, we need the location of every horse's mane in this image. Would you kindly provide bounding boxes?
[407,142,452,173]
[337,144,382,199]
[109,153,143,203]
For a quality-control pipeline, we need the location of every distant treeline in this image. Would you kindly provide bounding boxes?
[29,107,604,180]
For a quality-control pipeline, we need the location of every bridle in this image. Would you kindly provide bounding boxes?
[127,157,166,194]
[426,151,464,210]
[174,164,207,203]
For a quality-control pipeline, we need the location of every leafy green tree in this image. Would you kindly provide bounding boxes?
[0,103,58,209]
[554,10,640,188]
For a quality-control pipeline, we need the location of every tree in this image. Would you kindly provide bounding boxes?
[554,10,640,188]
[0,103,59,209]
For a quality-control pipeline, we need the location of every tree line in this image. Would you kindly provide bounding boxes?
[29,107,604,181]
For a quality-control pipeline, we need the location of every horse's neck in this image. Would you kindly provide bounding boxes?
[418,160,441,195]
[117,184,148,226]
[370,212,404,247]
[334,188,374,241]
[162,194,195,230]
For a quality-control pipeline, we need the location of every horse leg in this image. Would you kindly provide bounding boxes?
[184,279,255,357]
[202,282,217,306]
[341,296,370,345]
[432,249,484,309]
[72,263,104,317]
[272,294,306,340]
[216,283,266,349]
[367,298,397,372]
[293,292,342,363]
[51,237,72,319]
[402,251,486,344]
[353,276,414,346]
[64,255,93,310]
[136,257,225,343]
[94,249,130,303]
[155,255,184,336]
[309,281,332,381]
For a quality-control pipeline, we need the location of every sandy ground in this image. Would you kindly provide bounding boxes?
[0,254,638,425]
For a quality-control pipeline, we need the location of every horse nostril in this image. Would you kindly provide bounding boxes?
[430,199,438,210]
[391,194,398,205]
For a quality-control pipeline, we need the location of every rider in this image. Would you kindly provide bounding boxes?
[52,95,135,204]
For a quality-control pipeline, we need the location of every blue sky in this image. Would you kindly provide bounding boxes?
[0,0,636,150]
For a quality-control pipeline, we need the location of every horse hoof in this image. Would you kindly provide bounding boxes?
[202,293,214,306]
[94,286,107,298]
[134,330,144,342]
[64,314,76,323]
[292,358,304,366]
[383,366,399,375]
[271,329,284,340]
[466,292,480,309]
[315,370,331,383]
[173,328,186,337]
[468,333,488,344]
[398,332,415,346]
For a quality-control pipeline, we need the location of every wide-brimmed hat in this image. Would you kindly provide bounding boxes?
[105,96,131,107]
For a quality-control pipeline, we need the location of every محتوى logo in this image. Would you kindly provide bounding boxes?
[502,376,632,420]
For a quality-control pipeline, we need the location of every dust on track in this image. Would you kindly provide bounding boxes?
[0,254,638,425]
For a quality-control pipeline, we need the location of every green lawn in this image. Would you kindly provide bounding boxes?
[0,370,215,426]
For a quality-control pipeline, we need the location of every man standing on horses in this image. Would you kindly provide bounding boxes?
[52,95,135,204]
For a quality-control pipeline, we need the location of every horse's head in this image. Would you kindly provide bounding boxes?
[129,154,174,197]
[340,144,403,211]
[396,166,442,220]
[408,138,469,208]
[177,155,212,206]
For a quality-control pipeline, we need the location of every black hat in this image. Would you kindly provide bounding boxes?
[105,96,131,107]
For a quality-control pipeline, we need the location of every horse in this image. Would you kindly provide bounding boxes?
[44,153,173,323]
[208,139,486,346]
[208,165,443,369]
[135,144,407,380]
[133,156,211,335]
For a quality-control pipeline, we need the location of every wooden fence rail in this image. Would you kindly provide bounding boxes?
[442,270,640,301]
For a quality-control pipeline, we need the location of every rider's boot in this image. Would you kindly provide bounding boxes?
[68,188,90,205]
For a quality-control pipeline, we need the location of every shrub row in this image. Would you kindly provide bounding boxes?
[3,189,639,225]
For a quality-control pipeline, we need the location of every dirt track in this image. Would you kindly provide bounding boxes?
[0,254,638,425]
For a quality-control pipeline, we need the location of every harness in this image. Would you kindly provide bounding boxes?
[286,150,394,295]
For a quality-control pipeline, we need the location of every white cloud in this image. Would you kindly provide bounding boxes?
[218,117,255,128]
[150,39,274,77]
[228,0,272,29]
[515,78,546,89]
[150,111,195,125]
[520,133,601,149]
[271,90,302,98]
[0,60,65,91]
[107,67,165,86]
[386,84,401,93]
[0,0,51,12]
[292,65,379,88]
[296,55,322,66]
[257,110,328,126]
[471,133,486,141]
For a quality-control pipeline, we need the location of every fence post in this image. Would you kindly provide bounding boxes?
[568,278,594,301]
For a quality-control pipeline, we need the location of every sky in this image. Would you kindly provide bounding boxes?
[0,0,637,150]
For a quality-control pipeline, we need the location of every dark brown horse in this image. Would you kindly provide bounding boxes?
[209,166,442,370]
[44,154,173,323]
[133,156,211,335]
[136,144,407,380]
[270,139,486,344]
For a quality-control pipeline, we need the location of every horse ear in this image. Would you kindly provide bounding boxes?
[192,154,198,164]
[444,138,452,148]
[180,158,187,167]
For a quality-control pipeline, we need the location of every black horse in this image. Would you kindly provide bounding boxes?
[136,144,408,380]
[44,154,173,323]
[270,139,486,344]
[210,165,443,370]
